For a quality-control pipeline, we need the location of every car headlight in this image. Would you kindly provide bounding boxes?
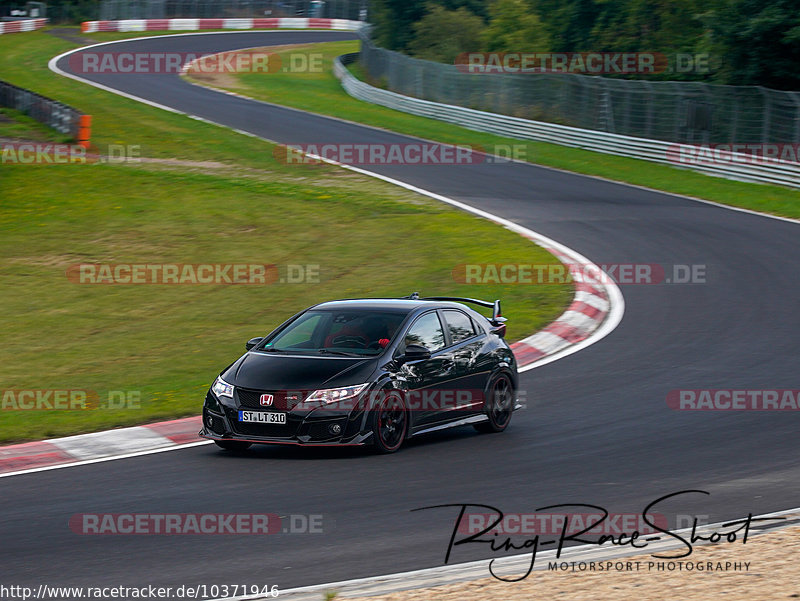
[211,376,234,399]
[306,383,368,404]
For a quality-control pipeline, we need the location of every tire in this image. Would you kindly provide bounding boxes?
[372,390,408,454]
[214,440,252,451]
[474,374,515,433]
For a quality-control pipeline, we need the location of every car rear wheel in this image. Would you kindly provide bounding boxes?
[474,374,514,433]
[214,440,252,451]
[372,391,407,453]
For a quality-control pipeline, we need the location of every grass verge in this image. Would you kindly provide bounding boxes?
[0,29,570,443]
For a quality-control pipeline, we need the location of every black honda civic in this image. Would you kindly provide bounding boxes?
[199,294,518,453]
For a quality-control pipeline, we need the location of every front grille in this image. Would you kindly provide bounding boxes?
[236,388,305,410]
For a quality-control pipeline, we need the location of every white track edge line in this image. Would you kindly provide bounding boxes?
[0,440,212,479]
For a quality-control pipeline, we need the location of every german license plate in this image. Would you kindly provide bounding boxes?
[238,410,287,424]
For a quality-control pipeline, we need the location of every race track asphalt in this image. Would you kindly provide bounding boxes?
[1,30,797,594]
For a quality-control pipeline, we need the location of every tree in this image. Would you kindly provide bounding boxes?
[369,0,489,52]
[589,0,705,51]
[586,0,710,80]
[370,0,430,52]
[482,0,552,52]
[534,0,601,52]
[707,0,800,89]
[408,5,487,63]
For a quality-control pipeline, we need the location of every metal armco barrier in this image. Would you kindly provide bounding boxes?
[0,18,47,35]
[358,36,800,147]
[98,0,367,20]
[334,53,800,189]
[0,80,89,142]
[81,17,364,32]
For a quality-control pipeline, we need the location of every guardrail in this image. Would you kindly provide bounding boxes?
[98,0,367,21]
[82,17,363,33]
[0,18,47,35]
[0,80,90,144]
[334,53,800,189]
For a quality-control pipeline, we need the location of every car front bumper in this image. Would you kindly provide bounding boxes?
[201,391,373,446]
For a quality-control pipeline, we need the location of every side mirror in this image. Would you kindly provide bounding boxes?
[397,344,431,364]
[246,337,264,351]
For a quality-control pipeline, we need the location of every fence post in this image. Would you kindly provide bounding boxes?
[642,80,654,139]
[792,92,800,144]
[760,87,771,144]
[729,95,739,144]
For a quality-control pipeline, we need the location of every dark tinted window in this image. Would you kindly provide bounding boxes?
[404,312,445,352]
[264,310,407,355]
[443,310,476,344]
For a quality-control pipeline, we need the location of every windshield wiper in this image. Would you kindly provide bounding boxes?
[316,349,363,357]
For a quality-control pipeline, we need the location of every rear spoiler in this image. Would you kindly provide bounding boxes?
[405,292,507,336]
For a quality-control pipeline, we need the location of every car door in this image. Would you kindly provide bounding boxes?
[441,309,487,417]
[396,310,457,428]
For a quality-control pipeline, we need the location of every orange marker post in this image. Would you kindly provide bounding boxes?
[77,115,92,149]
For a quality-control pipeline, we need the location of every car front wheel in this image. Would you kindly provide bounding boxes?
[372,390,408,453]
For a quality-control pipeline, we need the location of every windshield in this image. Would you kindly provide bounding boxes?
[258,309,409,356]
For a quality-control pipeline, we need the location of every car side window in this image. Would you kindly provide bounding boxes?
[403,312,446,352]
[443,310,476,344]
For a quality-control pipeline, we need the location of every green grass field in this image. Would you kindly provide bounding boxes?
[0,29,570,443]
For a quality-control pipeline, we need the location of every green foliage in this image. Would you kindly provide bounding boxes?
[370,0,490,53]
[369,0,800,89]
[519,0,600,52]
[369,0,430,52]
[408,4,486,62]
[706,0,800,89]
[590,0,705,53]
[482,0,551,52]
